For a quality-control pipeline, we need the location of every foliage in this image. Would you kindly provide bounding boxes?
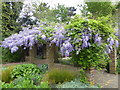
[1,77,50,88]
[33,2,52,21]
[38,64,48,73]
[1,2,23,39]
[5,78,35,88]
[2,48,24,62]
[71,44,110,69]
[57,78,99,88]
[117,59,120,74]
[79,69,89,83]
[11,64,41,78]
[1,11,118,57]
[0,66,15,83]
[35,81,50,88]
[1,2,24,63]
[53,4,76,22]
[65,16,118,69]
[45,69,76,84]
[85,1,114,17]
[58,57,72,65]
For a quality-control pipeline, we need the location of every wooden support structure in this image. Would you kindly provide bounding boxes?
[29,45,37,63]
[26,43,117,73]
[46,44,56,70]
[25,44,57,70]
[109,48,117,74]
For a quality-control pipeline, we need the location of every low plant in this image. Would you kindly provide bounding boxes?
[2,77,36,88]
[35,81,50,88]
[57,78,99,88]
[38,64,48,73]
[11,64,41,78]
[79,69,89,84]
[0,66,15,83]
[2,77,50,88]
[45,69,76,84]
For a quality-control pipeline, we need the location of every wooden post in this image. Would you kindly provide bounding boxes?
[109,48,117,74]
[54,46,59,63]
[46,44,56,70]
[29,45,37,63]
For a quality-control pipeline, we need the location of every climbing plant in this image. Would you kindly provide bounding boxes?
[1,15,119,68]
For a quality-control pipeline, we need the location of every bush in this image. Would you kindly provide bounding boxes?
[71,44,110,70]
[45,69,76,84]
[1,77,50,88]
[2,48,24,63]
[0,66,15,83]
[11,64,41,78]
[57,79,99,88]
[38,64,48,73]
[13,74,42,86]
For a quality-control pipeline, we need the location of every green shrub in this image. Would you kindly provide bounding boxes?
[35,81,50,88]
[79,69,89,84]
[46,69,76,84]
[2,77,50,88]
[2,48,24,63]
[13,74,42,86]
[57,79,99,88]
[0,66,15,83]
[11,64,41,78]
[38,64,48,73]
[2,77,35,88]
[71,44,110,70]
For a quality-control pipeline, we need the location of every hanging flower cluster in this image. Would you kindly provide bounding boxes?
[1,22,74,56]
[65,17,119,55]
[105,37,119,53]
[1,27,43,53]
[1,17,119,56]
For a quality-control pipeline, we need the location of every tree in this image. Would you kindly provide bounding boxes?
[17,3,38,27]
[32,2,55,22]
[2,2,23,39]
[85,1,114,17]
[53,4,76,22]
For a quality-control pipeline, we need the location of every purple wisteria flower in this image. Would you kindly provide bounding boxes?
[94,34,101,45]
[41,35,46,40]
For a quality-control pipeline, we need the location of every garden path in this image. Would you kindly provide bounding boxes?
[89,69,118,88]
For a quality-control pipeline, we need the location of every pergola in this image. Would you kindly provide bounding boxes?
[25,44,117,73]
[25,44,58,70]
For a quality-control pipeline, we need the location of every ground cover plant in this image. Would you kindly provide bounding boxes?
[1,64,50,88]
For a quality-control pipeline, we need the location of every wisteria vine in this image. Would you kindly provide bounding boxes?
[1,19,119,56]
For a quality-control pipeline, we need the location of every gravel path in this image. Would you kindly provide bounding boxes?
[91,69,118,88]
